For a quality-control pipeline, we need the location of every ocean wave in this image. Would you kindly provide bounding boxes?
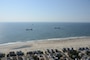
[0,41,23,46]
[34,36,89,41]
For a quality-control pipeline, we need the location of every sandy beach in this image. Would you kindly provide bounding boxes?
[0,37,90,53]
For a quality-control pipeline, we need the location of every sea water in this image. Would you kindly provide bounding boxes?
[0,22,90,44]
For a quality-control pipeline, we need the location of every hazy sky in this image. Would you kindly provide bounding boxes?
[0,0,90,22]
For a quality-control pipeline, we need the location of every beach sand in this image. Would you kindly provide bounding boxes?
[0,37,90,53]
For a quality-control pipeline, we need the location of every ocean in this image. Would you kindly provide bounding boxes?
[0,22,90,44]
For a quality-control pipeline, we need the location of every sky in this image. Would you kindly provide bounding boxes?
[0,0,90,22]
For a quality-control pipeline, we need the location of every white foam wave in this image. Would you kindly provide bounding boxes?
[0,41,22,46]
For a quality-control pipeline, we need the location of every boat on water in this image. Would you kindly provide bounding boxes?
[26,28,33,31]
[54,27,60,29]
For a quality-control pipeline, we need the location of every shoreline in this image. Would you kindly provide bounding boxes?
[0,36,90,53]
[0,36,89,46]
